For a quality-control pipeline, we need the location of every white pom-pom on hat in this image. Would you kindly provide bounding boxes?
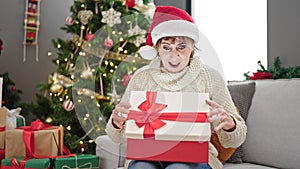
[139,45,157,60]
[139,6,199,60]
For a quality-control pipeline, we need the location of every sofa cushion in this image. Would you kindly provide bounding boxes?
[95,135,126,169]
[224,162,277,169]
[226,81,256,163]
[243,79,300,168]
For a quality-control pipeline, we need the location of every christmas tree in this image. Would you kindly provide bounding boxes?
[34,0,155,154]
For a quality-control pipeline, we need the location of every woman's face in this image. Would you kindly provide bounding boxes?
[157,37,194,73]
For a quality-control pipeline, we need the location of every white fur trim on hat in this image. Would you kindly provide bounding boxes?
[151,20,199,45]
[139,45,158,60]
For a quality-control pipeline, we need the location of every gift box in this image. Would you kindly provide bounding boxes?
[54,154,99,169]
[6,107,25,130]
[5,119,63,158]
[125,91,211,163]
[0,107,7,149]
[1,157,51,169]
[0,149,5,167]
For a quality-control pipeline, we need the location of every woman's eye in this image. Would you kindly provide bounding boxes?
[163,45,170,50]
[177,45,186,50]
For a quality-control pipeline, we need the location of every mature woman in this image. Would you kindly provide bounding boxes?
[106,6,247,169]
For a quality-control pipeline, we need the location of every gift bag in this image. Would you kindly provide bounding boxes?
[6,107,25,130]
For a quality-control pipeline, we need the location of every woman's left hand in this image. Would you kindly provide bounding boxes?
[205,99,236,132]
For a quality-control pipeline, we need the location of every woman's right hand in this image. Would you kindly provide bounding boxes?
[111,102,131,130]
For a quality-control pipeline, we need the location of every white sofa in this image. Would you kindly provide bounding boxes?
[95,79,300,169]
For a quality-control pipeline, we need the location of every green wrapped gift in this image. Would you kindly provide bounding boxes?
[16,117,25,127]
[54,154,99,169]
[1,157,51,169]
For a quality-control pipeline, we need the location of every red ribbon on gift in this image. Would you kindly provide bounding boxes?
[128,91,208,138]
[10,158,26,169]
[0,126,5,131]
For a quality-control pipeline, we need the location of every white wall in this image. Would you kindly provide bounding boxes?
[192,0,267,81]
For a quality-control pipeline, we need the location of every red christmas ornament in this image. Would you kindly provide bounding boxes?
[122,75,132,87]
[85,33,94,41]
[63,100,75,111]
[2,100,5,105]
[66,16,74,25]
[103,37,114,48]
[126,0,136,8]
[11,86,17,91]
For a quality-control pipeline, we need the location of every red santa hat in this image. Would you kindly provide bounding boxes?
[140,6,199,60]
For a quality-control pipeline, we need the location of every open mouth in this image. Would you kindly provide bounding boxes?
[168,62,180,67]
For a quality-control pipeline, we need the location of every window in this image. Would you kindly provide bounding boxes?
[192,0,267,81]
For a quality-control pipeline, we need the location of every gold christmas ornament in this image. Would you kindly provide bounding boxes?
[78,10,93,25]
[50,84,64,95]
[53,73,74,87]
[134,2,156,18]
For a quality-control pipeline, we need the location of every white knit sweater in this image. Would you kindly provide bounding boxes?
[106,56,247,169]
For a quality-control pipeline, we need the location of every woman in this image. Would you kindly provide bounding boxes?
[106,6,247,169]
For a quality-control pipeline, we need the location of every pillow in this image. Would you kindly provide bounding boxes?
[226,81,256,163]
[211,130,237,163]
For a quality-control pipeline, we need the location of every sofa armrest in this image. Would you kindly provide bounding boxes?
[95,135,126,169]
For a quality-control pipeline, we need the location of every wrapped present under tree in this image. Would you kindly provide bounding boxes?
[54,154,99,169]
[5,119,63,158]
[1,157,51,169]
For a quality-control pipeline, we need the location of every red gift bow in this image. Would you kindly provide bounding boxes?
[128,91,208,138]
[10,158,26,169]
[8,157,48,169]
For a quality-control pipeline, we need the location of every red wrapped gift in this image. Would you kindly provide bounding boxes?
[5,119,63,158]
[125,91,211,163]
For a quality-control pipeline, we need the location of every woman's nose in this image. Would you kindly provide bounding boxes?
[171,47,180,56]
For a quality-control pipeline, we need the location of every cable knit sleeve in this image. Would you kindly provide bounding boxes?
[207,68,247,148]
[106,66,151,144]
